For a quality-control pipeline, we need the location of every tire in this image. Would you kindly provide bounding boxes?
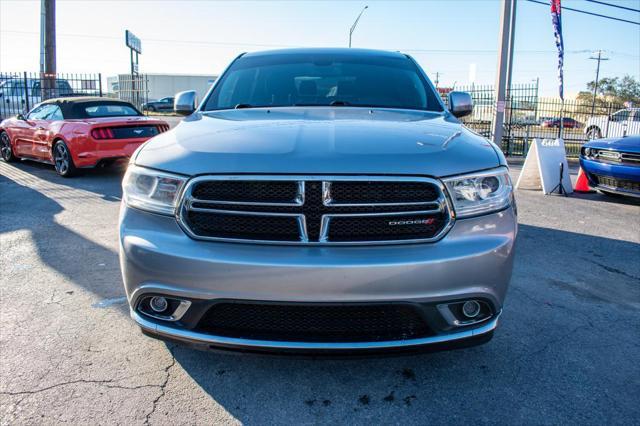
[587,127,602,140]
[52,140,77,177]
[0,131,17,162]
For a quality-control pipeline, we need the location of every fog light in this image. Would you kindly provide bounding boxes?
[462,300,481,318]
[149,296,168,313]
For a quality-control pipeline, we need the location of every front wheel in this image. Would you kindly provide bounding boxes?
[587,127,602,140]
[0,131,17,162]
[53,140,77,177]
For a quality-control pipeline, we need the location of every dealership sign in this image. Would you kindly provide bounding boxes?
[516,138,573,195]
[125,30,142,54]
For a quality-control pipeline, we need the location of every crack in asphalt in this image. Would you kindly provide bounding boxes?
[143,346,177,425]
[0,379,117,396]
[1,363,176,398]
[588,260,640,281]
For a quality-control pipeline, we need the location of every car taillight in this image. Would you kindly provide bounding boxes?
[157,124,169,133]
[91,128,114,140]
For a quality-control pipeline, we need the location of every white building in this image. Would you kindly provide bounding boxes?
[107,73,217,103]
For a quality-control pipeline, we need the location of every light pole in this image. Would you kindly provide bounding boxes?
[589,50,609,116]
[349,5,368,48]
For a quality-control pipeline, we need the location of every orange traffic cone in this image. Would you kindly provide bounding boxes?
[574,168,594,193]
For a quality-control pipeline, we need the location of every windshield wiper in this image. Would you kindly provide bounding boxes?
[234,103,255,109]
[329,100,350,106]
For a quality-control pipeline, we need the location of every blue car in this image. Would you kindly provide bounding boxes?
[580,135,640,198]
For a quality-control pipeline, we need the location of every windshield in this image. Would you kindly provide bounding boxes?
[202,52,443,112]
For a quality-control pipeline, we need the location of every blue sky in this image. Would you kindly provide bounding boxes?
[1,0,638,97]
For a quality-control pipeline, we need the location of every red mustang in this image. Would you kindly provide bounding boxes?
[0,97,170,176]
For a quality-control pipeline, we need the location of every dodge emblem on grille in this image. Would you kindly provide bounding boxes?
[388,218,436,226]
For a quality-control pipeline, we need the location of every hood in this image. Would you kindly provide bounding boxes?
[135,107,503,177]
[584,135,640,154]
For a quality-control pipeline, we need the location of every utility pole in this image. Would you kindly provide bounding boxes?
[42,0,56,100]
[39,0,45,73]
[435,72,440,89]
[348,5,368,48]
[505,0,517,104]
[589,50,609,116]
[492,0,515,149]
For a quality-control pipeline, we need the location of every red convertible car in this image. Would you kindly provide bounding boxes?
[0,97,170,176]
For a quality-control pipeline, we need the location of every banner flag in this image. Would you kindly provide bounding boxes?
[551,0,564,100]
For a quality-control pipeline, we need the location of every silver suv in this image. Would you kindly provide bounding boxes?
[119,48,517,354]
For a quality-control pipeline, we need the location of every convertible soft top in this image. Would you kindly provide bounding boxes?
[39,97,142,119]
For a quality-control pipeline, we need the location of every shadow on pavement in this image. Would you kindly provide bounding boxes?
[0,167,127,315]
[3,158,126,202]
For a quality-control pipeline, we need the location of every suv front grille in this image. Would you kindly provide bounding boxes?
[179,176,452,244]
[195,302,433,342]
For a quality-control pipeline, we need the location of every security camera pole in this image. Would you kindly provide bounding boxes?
[349,6,368,48]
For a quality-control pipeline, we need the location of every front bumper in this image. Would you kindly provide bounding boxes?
[119,205,517,352]
[580,157,640,198]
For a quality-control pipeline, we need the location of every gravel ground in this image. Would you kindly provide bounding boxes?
[1,156,639,425]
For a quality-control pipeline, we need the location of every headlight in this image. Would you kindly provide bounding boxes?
[122,165,187,215]
[443,168,513,218]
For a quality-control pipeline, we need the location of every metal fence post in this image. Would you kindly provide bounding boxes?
[98,73,103,97]
[23,71,30,112]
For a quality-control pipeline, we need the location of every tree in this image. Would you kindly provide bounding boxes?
[576,75,640,105]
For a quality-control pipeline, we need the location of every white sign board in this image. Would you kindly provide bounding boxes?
[516,138,573,195]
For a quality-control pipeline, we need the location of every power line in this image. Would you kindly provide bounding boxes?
[583,0,640,14]
[2,29,639,58]
[526,0,640,26]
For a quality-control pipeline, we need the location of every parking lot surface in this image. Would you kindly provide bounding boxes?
[1,155,639,424]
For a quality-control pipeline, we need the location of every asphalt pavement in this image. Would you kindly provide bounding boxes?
[1,154,639,424]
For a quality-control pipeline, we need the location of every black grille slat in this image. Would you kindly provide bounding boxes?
[594,175,640,192]
[195,302,432,342]
[330,181,439,204]
[192,180,299,203]
[182,178,449,243]
[328,212,448,242]
[186,211,300,241]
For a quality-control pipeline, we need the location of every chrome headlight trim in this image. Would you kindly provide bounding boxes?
[442,167,513,218]
[122,165,188,215]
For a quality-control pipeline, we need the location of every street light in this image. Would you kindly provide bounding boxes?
[349,5,368,48]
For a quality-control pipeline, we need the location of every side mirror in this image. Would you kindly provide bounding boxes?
[448,91,473,118]
[174,90,197,116]
[16,113,26,121]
